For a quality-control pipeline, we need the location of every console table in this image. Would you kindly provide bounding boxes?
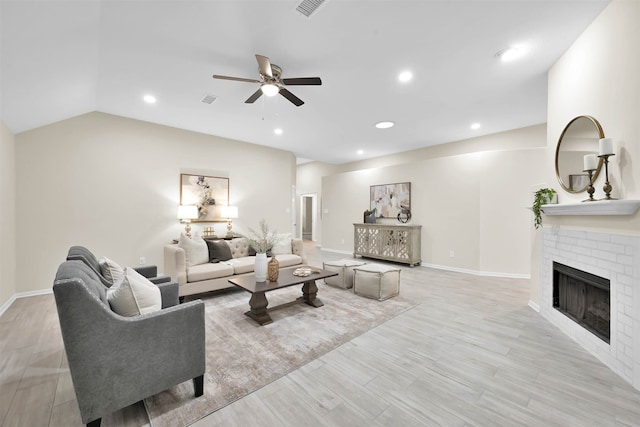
[353,223,422,267]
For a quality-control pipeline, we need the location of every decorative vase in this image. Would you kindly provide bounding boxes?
[254,252,268,282]
[267,255,279,282]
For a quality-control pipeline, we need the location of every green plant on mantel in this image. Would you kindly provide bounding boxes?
[532,188,557,229]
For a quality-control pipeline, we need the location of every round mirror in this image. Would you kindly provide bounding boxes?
[555,115,605,193]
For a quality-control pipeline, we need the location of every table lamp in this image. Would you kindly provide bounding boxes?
[177,205,198,238]
[221,205,238,238]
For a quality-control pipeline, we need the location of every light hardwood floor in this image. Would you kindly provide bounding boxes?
[2,242,640,426]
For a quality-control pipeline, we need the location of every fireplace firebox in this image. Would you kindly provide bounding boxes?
[552,262,610,343]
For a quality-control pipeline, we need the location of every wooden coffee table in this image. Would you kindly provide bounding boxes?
[228,266,338,325]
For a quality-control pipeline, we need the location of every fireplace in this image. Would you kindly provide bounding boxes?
[553,262,610,343]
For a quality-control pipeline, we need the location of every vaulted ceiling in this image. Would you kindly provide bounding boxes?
[0,0,609,164]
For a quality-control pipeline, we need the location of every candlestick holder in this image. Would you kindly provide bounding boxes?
[582,168,597,202]
[597,154,616,200]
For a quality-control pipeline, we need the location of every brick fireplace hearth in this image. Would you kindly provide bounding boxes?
[539,228,640,391]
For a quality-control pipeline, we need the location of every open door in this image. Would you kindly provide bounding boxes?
[300,194,317,241]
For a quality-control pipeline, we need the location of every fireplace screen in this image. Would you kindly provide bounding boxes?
[553,262,610,343]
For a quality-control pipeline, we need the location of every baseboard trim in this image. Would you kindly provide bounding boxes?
[528,300,540,312]
[0,289,53,317]
[319,248,530,280]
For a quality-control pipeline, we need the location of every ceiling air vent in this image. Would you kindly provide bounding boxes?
[296,0,326,18]
[201,94,217,104]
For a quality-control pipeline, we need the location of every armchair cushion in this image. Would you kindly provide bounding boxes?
[108,268,162,316]
[178,233,209,266]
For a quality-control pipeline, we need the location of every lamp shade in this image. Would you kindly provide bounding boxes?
[221,205,238,219]
[177,205,198,220]
[260,83,279,97]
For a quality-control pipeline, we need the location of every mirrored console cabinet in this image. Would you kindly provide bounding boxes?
[353,223,422,267]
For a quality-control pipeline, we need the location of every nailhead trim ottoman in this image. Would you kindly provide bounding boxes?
[353,264,401,301]
[322,259,367,289]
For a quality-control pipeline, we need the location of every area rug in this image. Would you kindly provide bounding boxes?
[144,282,417,427]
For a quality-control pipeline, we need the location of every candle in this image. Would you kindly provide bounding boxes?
[584,154,597,171]
[599,138,614,156]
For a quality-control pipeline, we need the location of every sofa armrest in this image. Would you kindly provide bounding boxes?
[164,244,187,286]
[292,238,308,264]
[134,265,158,278]
[157,281,179,308]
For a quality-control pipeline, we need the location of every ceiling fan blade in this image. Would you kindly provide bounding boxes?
[279,88,304,106]
[281,77,322,86]
[245,89,263,104]
[255,54,273,78]
[213,75,261,83]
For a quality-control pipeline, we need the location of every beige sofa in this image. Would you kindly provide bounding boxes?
[164,237,307,297]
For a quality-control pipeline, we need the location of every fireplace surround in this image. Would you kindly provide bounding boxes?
[539,228,640,391]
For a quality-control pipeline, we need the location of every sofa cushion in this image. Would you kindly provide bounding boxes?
[179,233,209,266]
[186,262,235,282]
[224,257,256,274]
[227,238,250,258]
[107,268,162,316]
[271,254,302,268]
[206,239,232,261]
[99,256,124,284]
[271,233,292,255]
[247,246,272,257]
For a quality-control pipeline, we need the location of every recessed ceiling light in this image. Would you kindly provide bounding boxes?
[471,123,481,130]
[143,94,156,104]
[274,128,283,135]
[398,71,413,82]
[495,45,528,62]
[375,121,395,129]
[357,149,364,155]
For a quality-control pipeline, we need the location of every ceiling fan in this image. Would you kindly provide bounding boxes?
[213,54,322,107]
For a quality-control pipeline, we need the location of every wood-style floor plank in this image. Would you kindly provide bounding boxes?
[2,241,640,426]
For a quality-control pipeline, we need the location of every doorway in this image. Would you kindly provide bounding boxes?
[300,194,317,241]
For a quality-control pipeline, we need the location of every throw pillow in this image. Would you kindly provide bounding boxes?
[206,239,232,261]
[107,267,161,317]
[271,233,292,255]
[178,233,209,266]
[99,256,124,284]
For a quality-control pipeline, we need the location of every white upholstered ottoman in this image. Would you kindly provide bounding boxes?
[322,259,367,289]
[353,264,401,301]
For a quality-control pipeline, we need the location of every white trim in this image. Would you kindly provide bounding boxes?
[0,289,53,317]
[320,248,531,279]
[528,300,540,312]
[421,262,530,279]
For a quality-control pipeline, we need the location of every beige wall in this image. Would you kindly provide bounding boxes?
[296,161,339,244]
[320,124,547,277]
[530,0,640,305]
[1,121,17,308]
[15,112,297,294]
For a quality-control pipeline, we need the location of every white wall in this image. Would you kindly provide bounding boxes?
[0,121,17,309]
[15,112,297,294]
[296,161,339,245]
[530,0,640,305]
[319,124,547,277]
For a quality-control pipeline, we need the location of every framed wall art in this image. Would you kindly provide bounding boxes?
[180,174,229,222]
[370,182,411,219]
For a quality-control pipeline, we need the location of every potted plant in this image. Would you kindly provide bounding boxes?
[532,188,557,229]
[363,207,377,223]
[238,219,280,281]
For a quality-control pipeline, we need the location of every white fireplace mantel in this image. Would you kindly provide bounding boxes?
[541,199,640,216]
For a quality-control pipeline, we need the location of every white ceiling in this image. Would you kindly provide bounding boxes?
[0,0,609,164]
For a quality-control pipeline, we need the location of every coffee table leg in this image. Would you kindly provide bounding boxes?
[245,292,272,325]
[301,279,324,307]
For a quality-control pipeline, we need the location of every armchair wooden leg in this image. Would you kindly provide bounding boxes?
[193,375,204,397]
[87,418,101,427]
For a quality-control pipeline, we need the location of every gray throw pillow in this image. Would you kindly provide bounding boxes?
[248,245,272,257]
[206,240,232,261]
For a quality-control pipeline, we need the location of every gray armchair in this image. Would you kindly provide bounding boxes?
[53,259,205,427]
[66,245,179,307]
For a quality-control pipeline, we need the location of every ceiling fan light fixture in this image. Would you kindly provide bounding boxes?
[261,83,279,97]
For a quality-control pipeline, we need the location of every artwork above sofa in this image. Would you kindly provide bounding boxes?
[164,234,307,297]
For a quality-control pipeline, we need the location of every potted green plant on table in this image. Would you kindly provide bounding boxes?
[363,207,377,223]
[532,188,557,229]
